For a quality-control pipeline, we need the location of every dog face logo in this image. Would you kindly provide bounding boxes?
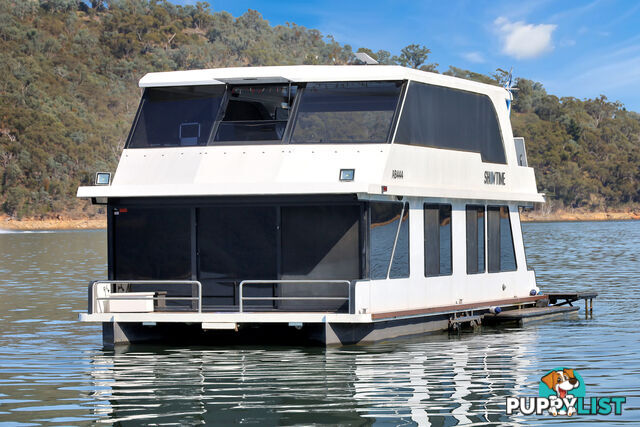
[539,368,585,416]
[541,369,579,399]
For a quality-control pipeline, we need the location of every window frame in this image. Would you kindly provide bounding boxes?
[423,203,453,277]
[388,202,410,279]
[210,83,300,145]
[125,85,226,149]
[368,201,410,280]
[487,205,518,273]
[465,205,486,275]
[289,81,406,145]
[125,81,411,148]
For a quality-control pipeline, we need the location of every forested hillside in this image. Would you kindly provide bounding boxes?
[0,0,639,219]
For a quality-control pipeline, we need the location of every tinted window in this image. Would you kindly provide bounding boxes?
[424,204,452,276]
[487,206,517,272]
[128,86,224,148]
[466,205,485,274]
[389,203,410,279]
[291,82,402,143]
[113,207,191,280]
[214,85,297,143]
[370,202,404,279]
[395,82,506,164]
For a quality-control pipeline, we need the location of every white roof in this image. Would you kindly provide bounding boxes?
[139,65,508,98]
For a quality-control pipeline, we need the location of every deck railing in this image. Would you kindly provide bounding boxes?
[88,279,352,314]
[238,280,352,313]
[89,280,202,314]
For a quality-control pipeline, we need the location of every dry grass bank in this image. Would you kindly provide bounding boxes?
[520,208,640,222]
[0,215,106,231]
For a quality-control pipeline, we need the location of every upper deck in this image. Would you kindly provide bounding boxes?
[77,65,544,204]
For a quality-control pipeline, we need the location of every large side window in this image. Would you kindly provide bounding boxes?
[424,204,452,277]
[394,82,506,164]
[291,81,402,144]
[214,85,297,143]
[370,202,409,279]
[466,205,485,274]
[128,86,224,148]
[487,206,517,272]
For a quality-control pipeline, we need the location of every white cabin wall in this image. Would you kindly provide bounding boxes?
[408,197,424,284]
[364,198,540,315]
[510,204,527,272]
[509,205,540,295]
[451,201,466,287]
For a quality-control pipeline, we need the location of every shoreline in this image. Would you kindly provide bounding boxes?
[1,215,106,231]
[520,210,640,222]
[1,210,639,231]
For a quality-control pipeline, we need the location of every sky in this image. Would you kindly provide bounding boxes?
[173,0,640,111]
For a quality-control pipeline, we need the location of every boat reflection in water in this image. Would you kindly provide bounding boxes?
[88,329,539,425]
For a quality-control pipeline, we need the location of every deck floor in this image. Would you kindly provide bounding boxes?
[493,305,579,319]
[484,305,580,326]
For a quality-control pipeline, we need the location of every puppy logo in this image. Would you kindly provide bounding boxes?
[539,368,585,416]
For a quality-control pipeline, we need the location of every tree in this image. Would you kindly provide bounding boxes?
[392,44,436,71]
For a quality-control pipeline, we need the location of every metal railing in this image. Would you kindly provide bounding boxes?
[90,280,202,314]
[238,280,351,313]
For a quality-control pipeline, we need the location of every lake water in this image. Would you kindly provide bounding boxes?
[0,221,638,425]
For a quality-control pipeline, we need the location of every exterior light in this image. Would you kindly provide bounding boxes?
[95,172,111,185]
[339,169,355,181]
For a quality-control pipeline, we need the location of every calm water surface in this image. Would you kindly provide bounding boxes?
[0,222,639,425]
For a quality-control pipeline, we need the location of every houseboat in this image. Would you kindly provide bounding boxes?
[77,64,547,347]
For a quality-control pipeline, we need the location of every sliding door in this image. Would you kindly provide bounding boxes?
[197,207,278,308]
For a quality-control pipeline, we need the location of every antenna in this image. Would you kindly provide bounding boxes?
[503,67,518,115]
[503,67,516,91]
[354,52,379,65]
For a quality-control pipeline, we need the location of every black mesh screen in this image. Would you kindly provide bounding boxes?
[395,82,506,164]
[113,207,191,281]
[197,207,278,307]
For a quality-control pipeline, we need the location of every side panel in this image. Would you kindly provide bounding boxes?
[279,205,360,311]
[364,199,538,315]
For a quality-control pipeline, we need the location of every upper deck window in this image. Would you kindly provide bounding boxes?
[394,82,506,164]
[291,82,402,144]
[128,85,224,148]
[213,85,297,143]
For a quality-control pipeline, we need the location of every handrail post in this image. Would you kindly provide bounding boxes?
[90,281,96,314]
[239,281,244,313]
[198,281,202,313]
